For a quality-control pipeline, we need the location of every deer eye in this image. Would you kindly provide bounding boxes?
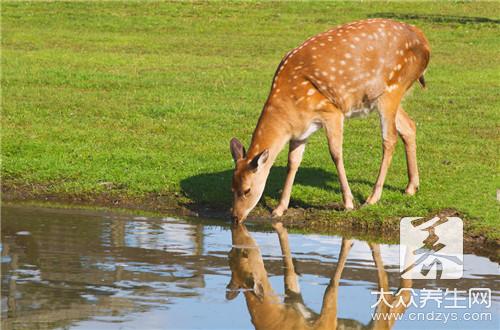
[243,188,251,196]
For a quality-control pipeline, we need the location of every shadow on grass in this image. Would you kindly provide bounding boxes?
[180,166,404,213]
[368,13,500,24]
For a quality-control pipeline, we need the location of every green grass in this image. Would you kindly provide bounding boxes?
[2,1,499,239]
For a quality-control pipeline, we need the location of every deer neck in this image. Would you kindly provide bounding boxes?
[247,104,290,168]
[244,288,288,329]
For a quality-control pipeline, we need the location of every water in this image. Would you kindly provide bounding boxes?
[1,205,498,329]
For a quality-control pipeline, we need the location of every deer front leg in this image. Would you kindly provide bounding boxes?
[272,140,306,217]
[316,238,353,329]
[324,112,354,210]
[366,97,399,205]
[396,107,419,195]
[273,222,302,300]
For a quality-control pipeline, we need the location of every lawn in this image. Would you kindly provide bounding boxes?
[2,1,499,240]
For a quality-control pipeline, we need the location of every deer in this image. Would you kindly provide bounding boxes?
[229,18,430,223]
[226,222,413,330]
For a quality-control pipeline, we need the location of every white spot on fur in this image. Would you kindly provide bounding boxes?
[317,99,329,108]
[386,84,398,92]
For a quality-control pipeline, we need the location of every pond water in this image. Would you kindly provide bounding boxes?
[1,205,499,329]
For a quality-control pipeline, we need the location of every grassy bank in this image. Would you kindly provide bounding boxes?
[2,2,499,240]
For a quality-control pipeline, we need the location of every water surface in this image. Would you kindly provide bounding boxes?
[1,205,498,329]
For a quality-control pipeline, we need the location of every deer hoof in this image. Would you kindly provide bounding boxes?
[344,201,354,211]
[364,195,379,205]
[405,184,419,196]
[271,206,286,218]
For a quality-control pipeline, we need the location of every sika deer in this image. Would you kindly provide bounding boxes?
[230,18,430,223]
[226,223,413,330]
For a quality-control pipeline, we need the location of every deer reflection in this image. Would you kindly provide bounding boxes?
[226,223,412,330]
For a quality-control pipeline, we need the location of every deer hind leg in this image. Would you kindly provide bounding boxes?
[369,242,413,327]
[365,95,400,205]
[272,140,306,217]
[324,111,354,210]
[396,107,419,195]
[368,243,389,293]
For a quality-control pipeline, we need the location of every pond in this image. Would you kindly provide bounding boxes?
[1,205,498,329]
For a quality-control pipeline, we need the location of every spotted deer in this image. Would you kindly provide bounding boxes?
[226,223,413,330]
[230,19,430,223]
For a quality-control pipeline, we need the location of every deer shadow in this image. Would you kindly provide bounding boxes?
[180,166,404,214]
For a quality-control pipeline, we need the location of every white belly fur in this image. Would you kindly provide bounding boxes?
[296,121,322,141]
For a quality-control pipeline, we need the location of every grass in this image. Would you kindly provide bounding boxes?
[2,1,499,240]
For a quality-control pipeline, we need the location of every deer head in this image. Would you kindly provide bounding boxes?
[229,138,270,223]
[226,224,266,301]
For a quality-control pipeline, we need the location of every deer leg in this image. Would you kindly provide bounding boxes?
[317,238,353,329]
[368,243,389,293]
[396,107,419,195]
[272,140,306,217]
[324,112,354,210]
[366,97,399,205]
[369,242,413,328]
[273,222,302,302]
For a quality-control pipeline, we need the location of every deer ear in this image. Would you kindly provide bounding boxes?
[243,275,264,301]
[230,138,246,161]
[252,278,265,302]
[226,279,240,300]
[248,149,269,172]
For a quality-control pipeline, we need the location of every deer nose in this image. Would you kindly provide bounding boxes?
[231,213,247,224]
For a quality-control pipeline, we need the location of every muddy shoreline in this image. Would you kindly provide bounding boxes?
[2,184,498,262]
